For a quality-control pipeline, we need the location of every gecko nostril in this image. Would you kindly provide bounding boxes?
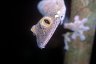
[44,19,50,24]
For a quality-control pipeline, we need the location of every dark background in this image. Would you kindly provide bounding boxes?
[13,0,96,64]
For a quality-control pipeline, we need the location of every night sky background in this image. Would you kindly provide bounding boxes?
[13,0,96,64]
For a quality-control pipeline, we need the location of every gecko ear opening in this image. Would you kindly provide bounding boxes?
[40,17,53,28]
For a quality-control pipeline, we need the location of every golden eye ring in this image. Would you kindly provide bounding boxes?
[40,16,53,28]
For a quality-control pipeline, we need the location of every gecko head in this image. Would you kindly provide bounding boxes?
[36,16,54,49]
[31,16,60,49]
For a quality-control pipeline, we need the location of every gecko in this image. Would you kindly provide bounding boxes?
[31,0,90,50]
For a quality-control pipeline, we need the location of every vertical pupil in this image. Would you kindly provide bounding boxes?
[44,19,50,24]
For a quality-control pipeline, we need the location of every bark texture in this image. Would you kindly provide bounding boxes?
[64,0,96,64]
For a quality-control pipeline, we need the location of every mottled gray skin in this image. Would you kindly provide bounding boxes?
[31,16,61,48]
[31,0,66,49]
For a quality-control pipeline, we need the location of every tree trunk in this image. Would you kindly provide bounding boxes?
[64,0,96,64]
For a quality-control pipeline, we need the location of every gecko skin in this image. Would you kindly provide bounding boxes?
[31,0,66,49]
[31,0,90,50]
[31,16,61,48]
[37,0,66,24]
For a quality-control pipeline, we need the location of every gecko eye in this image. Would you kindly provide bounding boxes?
[44,19,50,24]
[40,16,53,28]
